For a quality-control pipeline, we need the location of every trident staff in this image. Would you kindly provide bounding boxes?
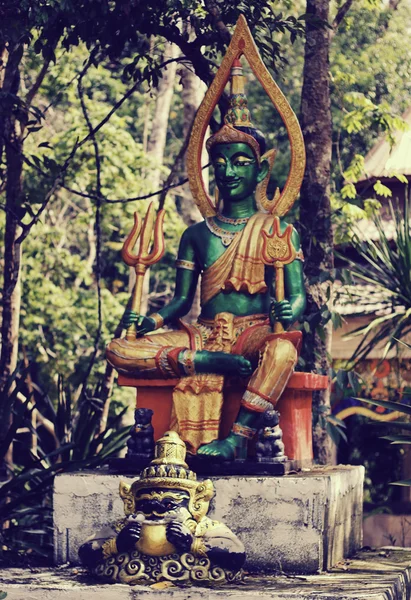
[261,216,297,334]
[122,202,166,341]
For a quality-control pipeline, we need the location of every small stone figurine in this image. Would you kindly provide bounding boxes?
[126,407,155,459]
[79,431,245,585]
[255,410,286,462]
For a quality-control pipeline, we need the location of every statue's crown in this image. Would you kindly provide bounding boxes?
[120,431,215,522]
[206,58,261,159]
[224,58,254,128]
[139,431,197,483]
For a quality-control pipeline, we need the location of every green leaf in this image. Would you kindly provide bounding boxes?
[381,434,411,444]
[393,173,408,184]
[373,180,392,198]
[391,479,411,487]
[375,420,411,431]
[341,183,357,199]
[354,397,411,416]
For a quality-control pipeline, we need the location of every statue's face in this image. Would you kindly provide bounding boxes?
[134,488,191,521]
[211,142,267,202]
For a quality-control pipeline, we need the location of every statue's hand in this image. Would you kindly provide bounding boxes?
[116,521,142,553]
[123,310,156,335]
[270,300,294,329]
[166,521,193,552]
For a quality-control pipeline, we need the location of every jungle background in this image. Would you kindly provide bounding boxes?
[1,0,411,561]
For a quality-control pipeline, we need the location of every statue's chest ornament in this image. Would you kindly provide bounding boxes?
[205,216,248,247]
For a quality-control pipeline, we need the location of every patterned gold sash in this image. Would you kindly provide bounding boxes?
[200,213,274,306]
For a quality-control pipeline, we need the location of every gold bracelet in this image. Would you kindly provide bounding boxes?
[191,536,207,557]
[149,313,164,330]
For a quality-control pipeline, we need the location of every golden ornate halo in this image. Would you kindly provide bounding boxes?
[186,15,306,219]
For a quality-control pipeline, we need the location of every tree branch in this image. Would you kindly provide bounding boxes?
[24,57,52,109]
[203,0,231,45]
[331,0,354,35]
[77,55,103,388]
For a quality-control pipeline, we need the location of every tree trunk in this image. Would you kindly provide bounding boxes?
[299,0,334,464]
[176,60,205,321]
[147,42,179,190]
[177,62,203,226]
[0,43,24,472]
[137,42,178,315]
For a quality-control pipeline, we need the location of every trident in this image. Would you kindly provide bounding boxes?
[261,216,297,334]
[122,202,166,340]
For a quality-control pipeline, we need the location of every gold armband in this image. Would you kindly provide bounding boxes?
[295,249,304,262]
[149,313,164,330]
[175,259,198,271]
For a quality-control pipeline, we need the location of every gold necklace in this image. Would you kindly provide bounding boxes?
[216,212,251,225]
[205,217,244,246]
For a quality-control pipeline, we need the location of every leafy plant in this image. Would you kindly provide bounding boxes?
[336,194,411,365]
[0,366,130,564]
[356,394,411,487]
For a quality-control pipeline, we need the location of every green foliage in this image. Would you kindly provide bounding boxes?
[356,394,411,487]
[337,196,411,365]
[331,365,404,505]
[9,40,188,398]
[11,0,307,94]
[330,0,411,234]
[0,366,130,563]
[317,404,347,446]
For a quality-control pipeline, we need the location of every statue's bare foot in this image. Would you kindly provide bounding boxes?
[197,434,246,461]
[194,351,253,377]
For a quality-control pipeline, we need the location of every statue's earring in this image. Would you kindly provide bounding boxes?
[214,185,223,212]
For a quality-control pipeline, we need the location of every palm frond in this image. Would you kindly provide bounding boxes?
[338,194,411,364]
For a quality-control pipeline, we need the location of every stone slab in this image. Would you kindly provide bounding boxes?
[109,456,296,476]
[53,465,364,574]
[1,548,411,599]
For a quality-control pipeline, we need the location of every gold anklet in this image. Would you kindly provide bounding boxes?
[232,422,257,439]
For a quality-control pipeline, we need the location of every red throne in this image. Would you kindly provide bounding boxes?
[118,371,328,462]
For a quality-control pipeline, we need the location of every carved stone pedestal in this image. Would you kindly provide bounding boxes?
[53,465,363,574]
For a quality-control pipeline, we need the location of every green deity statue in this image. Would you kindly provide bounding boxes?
[106,16,307,462]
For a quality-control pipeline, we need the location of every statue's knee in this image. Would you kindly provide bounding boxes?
[105,337,157,373]
[264,339,297,367]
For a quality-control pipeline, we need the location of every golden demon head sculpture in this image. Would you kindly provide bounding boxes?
[119,431,215,523]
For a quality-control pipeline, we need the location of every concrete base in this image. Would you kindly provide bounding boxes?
[53,465,364,574]
[1,548,411,599]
